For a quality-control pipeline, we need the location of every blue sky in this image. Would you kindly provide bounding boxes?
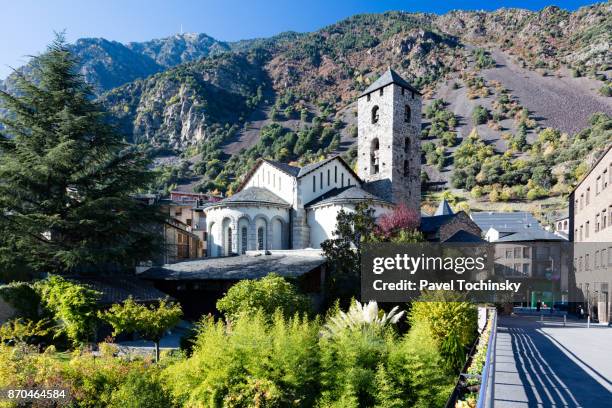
[0,0,600,78]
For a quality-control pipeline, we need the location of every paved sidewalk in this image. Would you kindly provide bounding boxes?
[493,315,612,407]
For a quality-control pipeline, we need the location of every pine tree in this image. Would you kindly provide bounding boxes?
[0,34,162,275]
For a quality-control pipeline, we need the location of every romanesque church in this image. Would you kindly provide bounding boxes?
[203,68,422,257]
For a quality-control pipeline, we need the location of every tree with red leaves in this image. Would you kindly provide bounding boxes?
[374,204,423,242]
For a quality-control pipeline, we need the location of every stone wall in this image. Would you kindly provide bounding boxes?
[356,81,421,212]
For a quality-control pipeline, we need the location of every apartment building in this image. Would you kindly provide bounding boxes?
[471,211,569,307]
[569,145,612,323]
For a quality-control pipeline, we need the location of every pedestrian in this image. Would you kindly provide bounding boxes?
[536,299,541,312]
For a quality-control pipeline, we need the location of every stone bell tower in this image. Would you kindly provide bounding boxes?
[357,68,421,210]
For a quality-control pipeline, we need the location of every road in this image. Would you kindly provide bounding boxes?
[493,315,612,407]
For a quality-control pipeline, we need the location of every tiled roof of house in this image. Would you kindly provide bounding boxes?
[359,68,421,97]
[494,230,567,242]
[470,211,542,233]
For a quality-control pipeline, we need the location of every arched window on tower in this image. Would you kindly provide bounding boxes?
[371,105,379,124]
[404,160,409,177]
[404,137,410,153]
[370,138,380,175]
[404,105,411,123]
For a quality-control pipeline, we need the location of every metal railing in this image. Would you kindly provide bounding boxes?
[476,308,498,408]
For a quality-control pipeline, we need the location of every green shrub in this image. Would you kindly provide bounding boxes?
[318,323,403,407]
[599,84,612,97]
[472,105,489,125]
[35,275,101,346]
[216,273,311,321]
[108,368,174,408]
[0,282,41,320]
[409,292,477,370]
[165,312,321,407]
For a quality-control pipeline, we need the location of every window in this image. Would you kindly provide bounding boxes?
[313,176,316,192]
[327,169,330,186]
[596,176,601,194]
[341,173,344,187]
[379,88,384,96]
[401,87,405,95]
[523,247,530,258]
[514,248,521,258]
[596,214,600,232]
[175,208,182,217]
[580,225,583,241]
[585,254,590,270]
[371,106,380,124]
[241,227,247,254]
[595,251,600,268]
[411,91,415,99]
[334,166,338,183]
[257,227,264,250]
[227,227,232,255]
[320,172,323,189]
[506,249,513,259]
[580,194,584,209]
[367,94,371,102]
[404,137,410,153]
[403,160,409,177]
[586,221,590,238]
[186,219,192,227]
[404,105,411,123]
[523,264,530,276]
[371,138,380,174]
[603,209,607,229]
[586,188,590,205]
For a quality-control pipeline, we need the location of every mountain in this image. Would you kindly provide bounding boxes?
[1,4,610,200]
[127,33,230,68]
[1,33,230,95]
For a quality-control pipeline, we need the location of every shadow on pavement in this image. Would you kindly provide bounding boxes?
[495,317,611,407]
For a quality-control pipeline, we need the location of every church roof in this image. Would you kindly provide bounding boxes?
[434,199,454,216]
[236,156,362,193]
[207,187,290,209]
[262,159,301,177]
[140,250,326,281]
[359,68,421,98]
[305,186,392,208]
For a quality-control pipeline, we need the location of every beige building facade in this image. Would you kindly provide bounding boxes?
[570,145,612,323]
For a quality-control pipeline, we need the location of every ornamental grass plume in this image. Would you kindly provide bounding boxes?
[323,300,405,337]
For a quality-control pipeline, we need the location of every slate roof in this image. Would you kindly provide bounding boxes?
[139,250,326,281]
[263,159,300,177]
[69,276,171,305]
[209,187,290,208]
[420,214,456,233]
[470,212,543,233]
[435,199,454,216]
[360,68,421,98]
[444,230,485,243]
[494,229,567,242]
[305,186,392,208]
